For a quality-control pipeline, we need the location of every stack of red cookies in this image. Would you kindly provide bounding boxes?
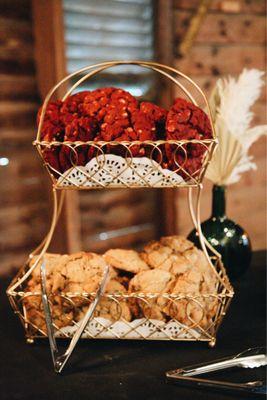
[38,88,212,179]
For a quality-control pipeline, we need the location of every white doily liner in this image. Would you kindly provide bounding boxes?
[55,317,201,340]
[57,155,186,188]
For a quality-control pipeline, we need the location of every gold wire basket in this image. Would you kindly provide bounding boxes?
[34,139,216,189]
[7,61,234,373]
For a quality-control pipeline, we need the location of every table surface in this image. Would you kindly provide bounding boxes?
[1,251,266,400]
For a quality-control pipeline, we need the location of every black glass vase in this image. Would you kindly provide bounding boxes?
[188,185,252,281]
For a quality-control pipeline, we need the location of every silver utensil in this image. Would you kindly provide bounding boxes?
[166,347,267,395]
[40,259,109,373]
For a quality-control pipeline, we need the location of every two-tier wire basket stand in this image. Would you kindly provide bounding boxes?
[7,61,234,373]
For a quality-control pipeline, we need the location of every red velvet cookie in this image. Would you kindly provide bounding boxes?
[166,98,212,178]
[37,90,212,179]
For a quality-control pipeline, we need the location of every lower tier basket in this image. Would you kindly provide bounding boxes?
[8,255,233,345]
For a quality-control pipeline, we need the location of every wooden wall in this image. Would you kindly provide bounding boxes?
[173,0,266,250]
[0,0,49,275]
[79,189,157,252]
[0,0,265,278]
[0,0,160,277]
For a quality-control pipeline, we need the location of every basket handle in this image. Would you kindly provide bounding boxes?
[36,60,216,142]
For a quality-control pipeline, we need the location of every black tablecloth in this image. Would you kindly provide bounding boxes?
[0,251,266,400]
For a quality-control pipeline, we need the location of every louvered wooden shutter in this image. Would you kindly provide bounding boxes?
[63,0,155,97]
[62,0,159,252]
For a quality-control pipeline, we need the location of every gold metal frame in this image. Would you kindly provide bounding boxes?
[7,61,234,373]
[33,139,217,189]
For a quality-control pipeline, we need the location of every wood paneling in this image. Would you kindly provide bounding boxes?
[155,0,177,236]
[0,0,49,276]
[79,188,158,252]
[0,0,265,277]
[32,0,84,254]
[175,11,266,44]
[175,45,265,75]
[174,0,266,14]
[0,12,34,75]
[0,74,37,101]
[174,0,266,249]
[0,0,31,19]
[80,190,157,252]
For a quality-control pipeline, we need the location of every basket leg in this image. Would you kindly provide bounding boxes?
[26,337,35,344]
[208,338,216,348]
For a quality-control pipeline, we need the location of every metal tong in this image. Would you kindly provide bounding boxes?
[40,259,109,373]
[166,347,267,395]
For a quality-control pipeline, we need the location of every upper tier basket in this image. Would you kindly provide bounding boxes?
[34,61,218,189]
